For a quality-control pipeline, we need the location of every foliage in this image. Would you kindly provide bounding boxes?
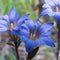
[0,50,16,60]
[0,0,37,20]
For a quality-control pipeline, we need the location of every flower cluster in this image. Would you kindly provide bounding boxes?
[0,7,55,52]
[40,0,60,22]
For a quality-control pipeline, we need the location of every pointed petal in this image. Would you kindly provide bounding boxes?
[43,37,55,47]
[20,29,29,37]
[43,4,50,8]
[11,27,20,35]
[21,24,29,31]
[14,12,20,21]
[35,37,55,47]
[34,19,41,29]
[25,40,36,52]
[0,19,8,26]
[2,15,9,23]
[45,0,51,3]
[20,35,29,42]
[25,20,35,31]
[41,30,51,36]
[45,0,55,7]
[39,22,53,35]
[58,0,60,6]
[9,7,17,21]
[53,0,59,6]
[0,25,8,32]
[40,9,53,16]
[35,37,45,45]
[17,14,30,25]
[53,12,60,22]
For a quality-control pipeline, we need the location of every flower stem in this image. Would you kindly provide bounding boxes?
[26,58,31,60]
[57,22,60,60]
[13,35,20,60]
[15,43,19,60]
[56,7,59,60]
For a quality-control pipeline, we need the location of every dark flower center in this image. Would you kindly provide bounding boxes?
[30,30,40,40]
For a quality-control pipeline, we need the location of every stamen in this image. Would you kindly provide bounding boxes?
[30,30,40,40]
[10,23,14,28]
[56,7,59,12]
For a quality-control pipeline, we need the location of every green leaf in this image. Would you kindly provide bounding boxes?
[7,42,15,47]
[8,52,16,60]
[27,47,39,60]
[0,50,8,60]
[10,47,16,56]
[0,56,5,60]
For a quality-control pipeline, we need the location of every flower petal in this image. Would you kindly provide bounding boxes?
[41,30,51,36]
[0,19,8,26]
[20,29,29,37]
[2,15,9,23]
[40,8,53,16]
[0,25,8,32]
[25,40,36,52]
[11,27,20,35]
[17,14,30,25]
[39,22,53,34]
[53,12,60,22]
[34,19,41,29]
[9,7,17,21]
[43,37,55,47]
[25,20,35,32]
[14,12,20,21]
[53,0,59,6]
[43,4,51,8]
[45,0,55,7]
[35,37,55,47]
[35,37,45,45]
[20,35,29,42]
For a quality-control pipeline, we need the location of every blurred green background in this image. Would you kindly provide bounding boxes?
[0,0,39,20]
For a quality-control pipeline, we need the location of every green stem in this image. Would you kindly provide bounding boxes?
[26,58,31,60]
[15,43,19,60]
[12,35,20,60]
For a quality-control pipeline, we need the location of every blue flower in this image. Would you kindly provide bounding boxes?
[40,0,60,22]
[0,7,29,33]
[20,19,55,52]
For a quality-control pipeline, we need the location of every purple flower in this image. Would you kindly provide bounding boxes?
[20,19,55,52]
[40,0,60,22]
[0,7,29,32]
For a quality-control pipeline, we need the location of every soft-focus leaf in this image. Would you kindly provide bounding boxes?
[7,42,15,47]
[0,50,8,60]
[8,52,16,60]
[10,47,16,57]
[17,39,21,47]
[31,0,36,8]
